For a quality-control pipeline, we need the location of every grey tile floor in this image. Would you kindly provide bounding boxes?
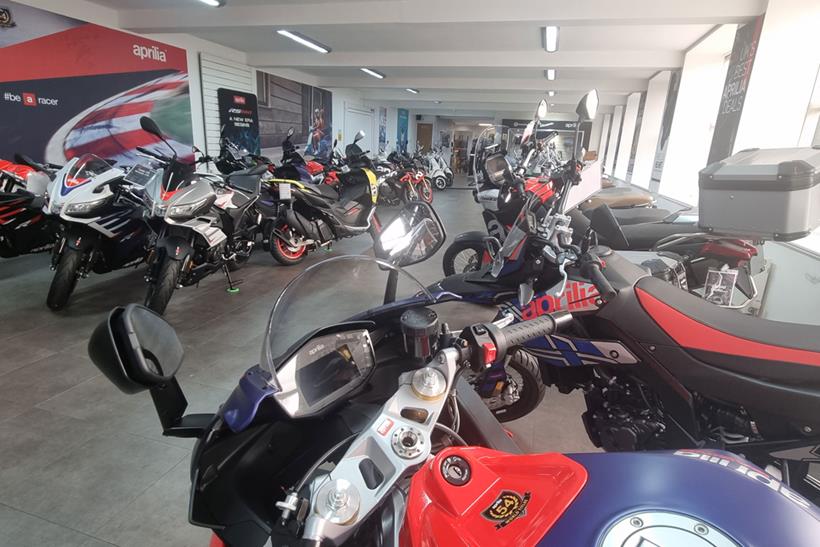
[0,184,594,546]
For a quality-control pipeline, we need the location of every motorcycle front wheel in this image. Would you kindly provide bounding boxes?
[145,258,182,315]
[442,240,485,276]
[270,225,307,265]
[46,247,82,311]
[473,349,545,423]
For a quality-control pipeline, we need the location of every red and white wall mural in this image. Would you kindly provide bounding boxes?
[0,1,193,167]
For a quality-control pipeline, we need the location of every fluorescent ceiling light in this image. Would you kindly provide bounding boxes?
[549,103,556,107]
[405,88,420,94]
[545,69,556,81]
[198,0,224,5]
[277,30,331,54]
[548,90,556,97]
[360,68,385,79]
[478,123,493,127]
[434,100,442,104]
[543,26,559,53]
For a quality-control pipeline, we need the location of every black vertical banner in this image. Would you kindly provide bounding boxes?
[708,15,764,164]
[217,88,260,154]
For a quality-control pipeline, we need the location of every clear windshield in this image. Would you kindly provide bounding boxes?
[66,154,114,187]
[263,255,434,373]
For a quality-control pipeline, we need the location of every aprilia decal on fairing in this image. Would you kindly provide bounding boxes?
[515,280,600,319]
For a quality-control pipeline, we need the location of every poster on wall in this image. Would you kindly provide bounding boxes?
[217,88,260,154]
[256,72,332,159]
[650,70,682,192]
[378,107,388,151]
[397,108,409,153]
[707,15,764,164]
[0,1,193,166]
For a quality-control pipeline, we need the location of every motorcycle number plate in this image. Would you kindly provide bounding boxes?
[279,182,292,201]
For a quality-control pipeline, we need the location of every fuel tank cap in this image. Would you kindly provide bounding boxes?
[598,511,739,547]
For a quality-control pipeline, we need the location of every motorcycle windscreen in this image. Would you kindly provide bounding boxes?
[491,195,539,277]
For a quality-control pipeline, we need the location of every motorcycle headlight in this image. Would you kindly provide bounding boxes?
[166,196,211,219]
[64,196,110,215]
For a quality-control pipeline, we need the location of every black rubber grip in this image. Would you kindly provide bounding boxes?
[497,314,560,350]
[586,263,616,303]
[136,146,164,160]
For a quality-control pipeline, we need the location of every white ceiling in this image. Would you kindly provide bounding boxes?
[89,0,765,115]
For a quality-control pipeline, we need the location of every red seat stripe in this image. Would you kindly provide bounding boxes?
[636,287,820,367]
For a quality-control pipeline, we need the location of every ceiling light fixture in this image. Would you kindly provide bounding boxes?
[276,30,331,54]
[405,88,420,94]
[545,69,556,81]
[360,68,385,79]
[543,26,559,53]
[434,100,442,104]
[198,0,225,6]
[548,90,556,97]
[549,103,556,107]
[478,123,493,127]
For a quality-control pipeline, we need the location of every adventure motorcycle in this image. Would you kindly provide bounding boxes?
[0,156,61,258]
[86,208,820,545]
[136,117,265,314]
[265,130,380,265]
[435,92,820,501]
[43,155,149,310]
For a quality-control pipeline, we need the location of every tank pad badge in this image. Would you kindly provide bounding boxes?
[481,490,530,529]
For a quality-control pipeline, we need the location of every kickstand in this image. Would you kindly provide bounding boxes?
[222,264,242,294]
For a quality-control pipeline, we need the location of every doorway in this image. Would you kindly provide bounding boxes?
[417,123,433,152]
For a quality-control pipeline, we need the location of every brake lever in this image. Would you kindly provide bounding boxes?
[554,257,569,297]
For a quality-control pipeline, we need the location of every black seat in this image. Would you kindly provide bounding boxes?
[612,208,673,226]
[303,182,338,200]
[618,222,702,250]
[634,276,820,384]
[226,164,266,195]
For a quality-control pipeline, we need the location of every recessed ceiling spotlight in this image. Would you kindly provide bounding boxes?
[405,88,420,94]
[198,0,225,5]
[276,30,331,54]
[360,68,385,79]
[548,90,556,97]
[543,26,559,53]
[545,69,556,81]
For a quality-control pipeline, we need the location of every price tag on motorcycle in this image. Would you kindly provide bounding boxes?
[278,182,292,201]
[704,268,738,306]
[123,162,158,186]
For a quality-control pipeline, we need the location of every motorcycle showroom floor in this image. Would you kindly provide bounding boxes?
[0,181,594,547]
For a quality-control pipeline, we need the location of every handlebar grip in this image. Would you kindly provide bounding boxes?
[494,313,570,354]
[583,262,617,303]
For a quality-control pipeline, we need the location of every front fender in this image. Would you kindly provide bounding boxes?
[453,230,488,245]
[63,224,100,251]
[155,235,193,261]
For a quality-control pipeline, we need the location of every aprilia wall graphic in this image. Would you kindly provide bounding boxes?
[217,88,260,155]
[0,2,193,166]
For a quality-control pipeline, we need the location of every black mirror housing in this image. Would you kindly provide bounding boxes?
[139,116,163,138]
[88,304,184,394]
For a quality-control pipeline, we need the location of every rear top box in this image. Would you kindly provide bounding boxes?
[698,147,820,241]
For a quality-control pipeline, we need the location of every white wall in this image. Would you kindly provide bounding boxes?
[658,25,735,204]
[734,0,820,152]
[604,106,624,175]
[589,115,605,154]
[614,92,641,180]
[631,71,672,188]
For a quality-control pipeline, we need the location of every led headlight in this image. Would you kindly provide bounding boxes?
[166,196,211,219]
[64,196,110,215]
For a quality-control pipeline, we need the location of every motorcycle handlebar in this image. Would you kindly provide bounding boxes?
[494,313,571,354]
[581,260,617,303]
[136,147,167,162]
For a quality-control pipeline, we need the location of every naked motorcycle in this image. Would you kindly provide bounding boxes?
[86,208,820,545]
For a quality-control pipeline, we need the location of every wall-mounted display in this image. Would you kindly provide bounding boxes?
[397,108,409,153]
[217,88,260,154]
[378,107,388,151]
[256,72,332,159]
[0,1,193,166]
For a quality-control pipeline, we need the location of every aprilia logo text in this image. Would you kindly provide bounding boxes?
[132,44,167,62]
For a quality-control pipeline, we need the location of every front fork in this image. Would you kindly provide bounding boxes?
[51,233,95,277]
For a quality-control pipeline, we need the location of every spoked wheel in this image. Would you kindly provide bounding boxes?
[403,185,419,203]
[468,349,546,423]
[433,176,447,191]
[270,225,308,265]
[420,179,434,203]
[442,240,485,276]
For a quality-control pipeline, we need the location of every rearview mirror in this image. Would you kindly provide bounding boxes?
[536,99,549,120]
[140,116,163,138]
[354,130,366,144]
[374,201,446,267]
[576,90,599,121]
[88,304,183,394]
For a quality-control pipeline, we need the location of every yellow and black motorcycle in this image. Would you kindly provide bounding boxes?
[264,130,379,265]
